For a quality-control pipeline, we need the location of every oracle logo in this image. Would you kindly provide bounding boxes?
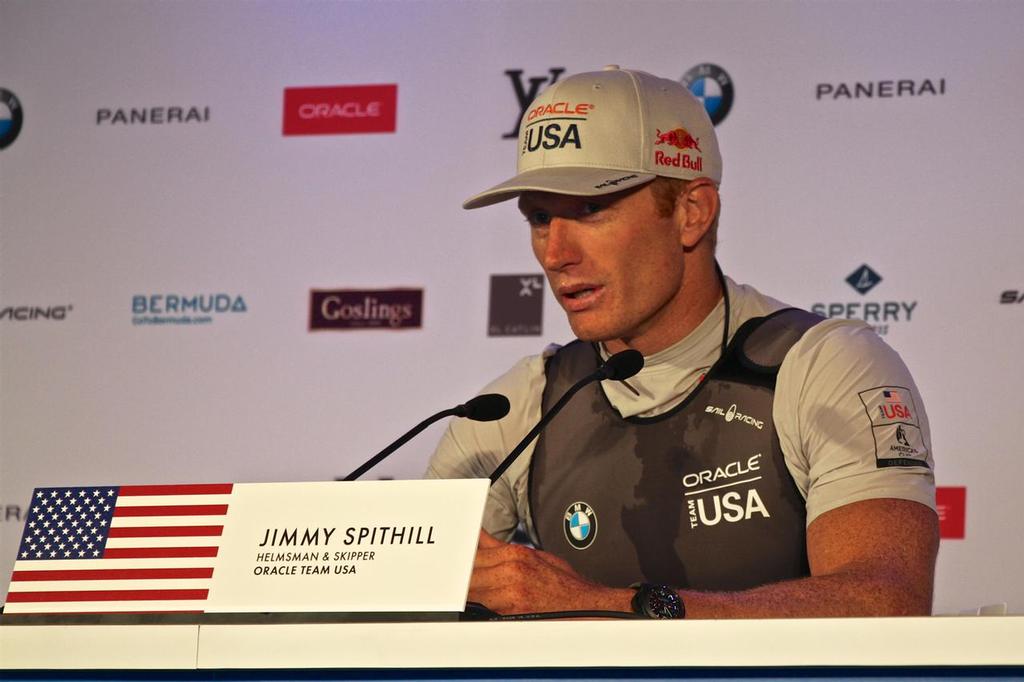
[283,85,397,136]
[298,101,382,119]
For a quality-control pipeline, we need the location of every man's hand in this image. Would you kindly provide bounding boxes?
[469,530,633,614]
[470,498,938,618]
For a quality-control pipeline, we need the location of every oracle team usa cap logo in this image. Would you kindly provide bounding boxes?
[0,89,24,150]
[563,501,597,550]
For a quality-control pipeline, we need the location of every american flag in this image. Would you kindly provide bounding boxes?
[6,483,232,614]
[883,389,903,403]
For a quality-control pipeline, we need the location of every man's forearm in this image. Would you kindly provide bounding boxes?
[679,568,933,619]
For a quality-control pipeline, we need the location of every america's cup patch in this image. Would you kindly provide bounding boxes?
[858,386,930,468]
[563,501,597,550]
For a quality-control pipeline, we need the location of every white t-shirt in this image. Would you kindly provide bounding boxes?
[426,276,936,543]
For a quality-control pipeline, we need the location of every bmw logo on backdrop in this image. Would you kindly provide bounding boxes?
[0,89,24,150]
[681,64,734,126]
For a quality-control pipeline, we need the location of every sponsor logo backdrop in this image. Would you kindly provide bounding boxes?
[1,0,1022,614]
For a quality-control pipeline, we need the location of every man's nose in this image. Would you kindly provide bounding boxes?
[540,218,581,272]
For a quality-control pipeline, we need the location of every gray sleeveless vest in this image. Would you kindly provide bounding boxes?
[529,308,824,591]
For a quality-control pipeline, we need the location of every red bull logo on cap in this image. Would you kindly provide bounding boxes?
[655,127,702,152]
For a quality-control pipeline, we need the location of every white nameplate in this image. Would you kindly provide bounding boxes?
[6,479,488,614]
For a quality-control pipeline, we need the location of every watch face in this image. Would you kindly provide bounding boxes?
[644,585,683,619]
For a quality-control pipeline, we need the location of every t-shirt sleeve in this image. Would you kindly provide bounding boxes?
[424,354,547,541]
[774,319,936,526]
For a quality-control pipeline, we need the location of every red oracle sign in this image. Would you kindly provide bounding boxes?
[282,84,397,136]
[936,486,966,539]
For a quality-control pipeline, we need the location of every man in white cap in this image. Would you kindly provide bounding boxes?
[427,66,938,618]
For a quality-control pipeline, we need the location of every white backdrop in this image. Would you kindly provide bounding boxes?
[1,0,1023,614]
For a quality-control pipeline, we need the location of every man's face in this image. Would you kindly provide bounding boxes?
[518,183,688,353]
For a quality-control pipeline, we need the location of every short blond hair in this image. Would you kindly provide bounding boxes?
[650,176,689,218]
[649,176,719,248]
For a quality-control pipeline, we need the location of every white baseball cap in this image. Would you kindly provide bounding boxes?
[463,65,722,210]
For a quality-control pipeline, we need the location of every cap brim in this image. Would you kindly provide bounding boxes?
[462,167,657,209]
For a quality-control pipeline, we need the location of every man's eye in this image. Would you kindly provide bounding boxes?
[526,210,551,226]
[581,203,603,216]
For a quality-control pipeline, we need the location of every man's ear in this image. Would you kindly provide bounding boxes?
[674,178,720,249]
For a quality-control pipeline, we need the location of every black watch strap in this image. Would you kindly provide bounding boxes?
[631,583,685,619]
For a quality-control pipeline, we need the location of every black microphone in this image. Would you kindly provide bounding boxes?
[454,393,511,421]
[488,349,644,485]
[343,393,511,481]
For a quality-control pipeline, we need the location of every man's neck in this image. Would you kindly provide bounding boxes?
[605,261,724,356]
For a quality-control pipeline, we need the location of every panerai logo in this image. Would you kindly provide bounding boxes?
[97,106,210,125]
[310,288,423,330]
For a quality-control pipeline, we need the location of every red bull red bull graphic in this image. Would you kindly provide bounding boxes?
[653,127,704,172]
[655,127,702,152]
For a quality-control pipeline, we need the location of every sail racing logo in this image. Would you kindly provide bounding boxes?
[811,264,917,336]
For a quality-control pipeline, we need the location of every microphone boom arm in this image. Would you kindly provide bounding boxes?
[343,407,459,481]
[488,373,593,485]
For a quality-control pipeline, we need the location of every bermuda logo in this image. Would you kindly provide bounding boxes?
[563,501,596,550]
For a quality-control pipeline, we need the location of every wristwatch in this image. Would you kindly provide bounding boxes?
[631,583,685,619]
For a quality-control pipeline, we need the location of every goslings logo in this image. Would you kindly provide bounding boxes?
[681,64,733,126]
[488,274,543,337]
[132,293,247,326]
[653,126,704,172]
[811,264,917,336]
[0,89,24,150]
[283,85,397,136]
[816,78,946,101]
[96,106,210,126]
[310,289,422,330]
[502,68,566,139]
[563,501,597,550]
[0,305,72,322]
